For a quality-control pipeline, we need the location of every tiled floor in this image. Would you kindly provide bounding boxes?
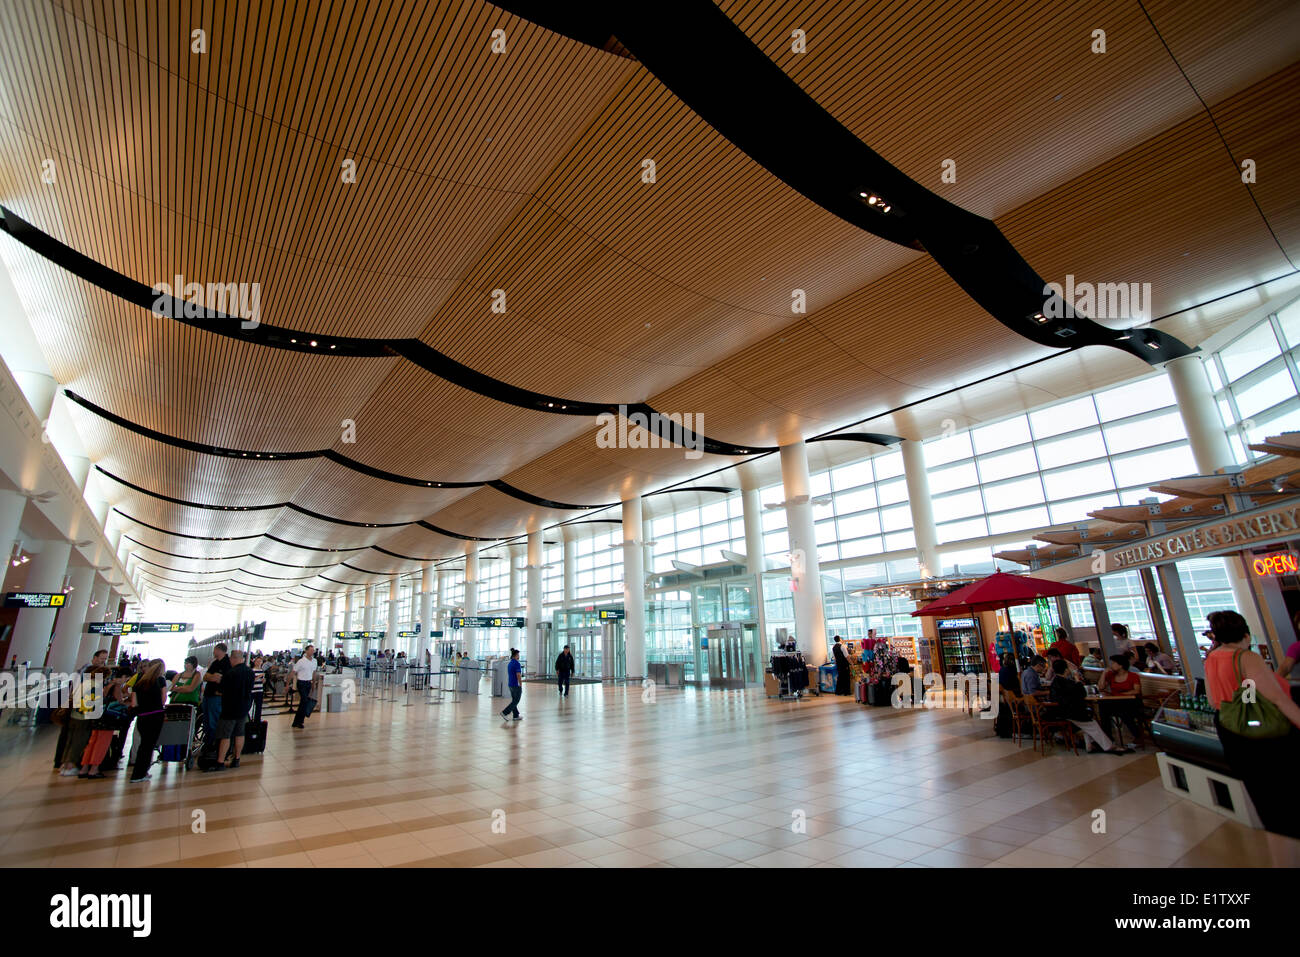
[2,681,1297,868]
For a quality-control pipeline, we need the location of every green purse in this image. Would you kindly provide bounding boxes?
[1218,650,1292,739]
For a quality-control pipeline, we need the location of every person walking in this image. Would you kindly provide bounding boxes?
[290,645,318,730]
[501,648,523,723]
[555,644,574,697]
[832,636,851,695]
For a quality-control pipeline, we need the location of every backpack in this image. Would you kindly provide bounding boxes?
[1218,650,1292,739]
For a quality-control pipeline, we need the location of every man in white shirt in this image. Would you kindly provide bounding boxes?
[289,645,318,730]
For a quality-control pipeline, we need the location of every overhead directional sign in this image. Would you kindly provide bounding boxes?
[449,616,525,629]
[5,592,67,608]
[598,609,625,620]
[85,621,192,634]
[334,631,385,639]
[397,631,420,638]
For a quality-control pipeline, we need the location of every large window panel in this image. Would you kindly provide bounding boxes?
[1220,322,1282,383]
[983,474,1046,512]
[1104,410,1187,454]
[1275,299,1300,350]
[1036,430,1109,470]
[977,445,1038,482]
[938,516,988,544]
[838,511,881,540]
[987,505,1050,535]
[876,477,909,506]
[925,431,974,467]
[1233,363,1298,420]
[1042,461,1116,500]
[931,488,984,524]
[1029,395,1098,439]
[880,503,913,533]
[1048,491,1120,524]
[1094,375,1176,421]
[831,460,874,491]
[1110,445,1196,488]
[972,415,1032,454]
[874,452,905,480]
[929,461,979,494]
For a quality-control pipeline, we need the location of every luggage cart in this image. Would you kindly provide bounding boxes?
[156,703,200,770]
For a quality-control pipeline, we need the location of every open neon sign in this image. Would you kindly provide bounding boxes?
[1252,552,1298,577]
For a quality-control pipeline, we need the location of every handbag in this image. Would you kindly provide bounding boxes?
[1218,650,1292,739]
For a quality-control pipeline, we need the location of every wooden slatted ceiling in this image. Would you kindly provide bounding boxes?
[1,1,1297,599]
[1089,498,1227,523]
[720,0,1299,221]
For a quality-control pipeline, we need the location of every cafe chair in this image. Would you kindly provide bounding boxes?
[1023,696,1079,756]
[1000,688,1027,747]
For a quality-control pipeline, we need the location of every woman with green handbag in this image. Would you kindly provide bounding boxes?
[1204,610,1300,838]
[169,656,203,705]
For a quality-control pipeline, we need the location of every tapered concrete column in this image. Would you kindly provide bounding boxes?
[387,578,400,652]
[65,455,91,493]
[8,540,73,666]
[0,488,24,562]
[435,569,447,633]
[75,577,113,666]
[14,370,57,422]
[622,497,647,681]
[419,563,434,658]
[901,439,940,579]
[464,544,480,659]
[89,497,110,530]
[738,461,769,652]
[47,564,94,673]
[343,590,354,631]
[1165,354,1267,648]
[526,530,543,675]
[327,596,337,644]
[780,441,828,665]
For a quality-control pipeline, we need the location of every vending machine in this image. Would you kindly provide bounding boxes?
[935,617,985,677]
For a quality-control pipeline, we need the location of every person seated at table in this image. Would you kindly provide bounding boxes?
[1098,654,1145,746]
[1020,656,1050,694]
[1142,642,1174,674]
[1045,647,1083,683]
[1047,659,1130,754]
[1080,647,1104,668]
[997,652,1021,696]
[1048,627,1082,667]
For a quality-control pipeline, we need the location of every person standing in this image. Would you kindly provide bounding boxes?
[208,651,254,771]
[501,648,523,723]
[128,660,168,783]
[201,642,231,739]
[1204,610,1300,838]
[290,645,318,730]
[555,644,574,697]
[1048,627,1082,668]
[249,655,266,726]
[832,636,851,696]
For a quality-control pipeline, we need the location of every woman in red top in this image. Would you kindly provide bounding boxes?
[1097,655,1144,745]
[1203,610,1300,839]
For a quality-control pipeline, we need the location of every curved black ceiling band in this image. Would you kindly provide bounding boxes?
[416,521,498,542]
[115,508,370,553]
[1,208,769,456]
[490,3,1193,365]
[645,486,735,497]
[132,554,243,575]
[122,535,250,561]
[808,433,904,447]
[114,508,262,542]
[486,480,612,511]
[372,546,442,563]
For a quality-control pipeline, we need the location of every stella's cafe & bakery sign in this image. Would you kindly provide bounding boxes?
[1105,502,1300,572]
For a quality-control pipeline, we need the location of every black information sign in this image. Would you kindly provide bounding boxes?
[5,592,67,609]
[598,609,625,620]
[449,616,525,629]
[397,631,419,638]
[85,621,192,634]
[334,631,386,639]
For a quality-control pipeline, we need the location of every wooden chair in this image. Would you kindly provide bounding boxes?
[1023,696,1079,756]
[1000,688,1027,747]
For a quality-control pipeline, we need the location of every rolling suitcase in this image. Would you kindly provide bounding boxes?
[243,720,268,754]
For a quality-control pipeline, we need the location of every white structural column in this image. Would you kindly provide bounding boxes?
[0,488,24,565]
[901,439,941,579]
[75,577,112,666]
[464,544,480,659]
[363,584,376,632]
[8,540,73,666]
[562,526,577,608]
[387,578,400,653]
[47,564,94,673]
[525,530,543,675]
[508,545,522,618]
[419,562,434,659]
[1165,354,1267,642]
[435,569,447,634]
[343,590,354,632]
[326,596,337,644]
[779,441,828,666]
[738,462,769,651]
[622,496,647,682]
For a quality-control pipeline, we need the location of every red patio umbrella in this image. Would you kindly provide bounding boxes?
[911,571,1093,617]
